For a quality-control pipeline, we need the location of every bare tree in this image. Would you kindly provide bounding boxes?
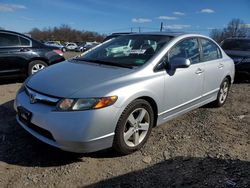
[224,18,248,38]
[210,18,249,42]
[210,29,225,43]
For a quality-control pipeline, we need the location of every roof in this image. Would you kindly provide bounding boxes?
[0,29,32,39]
[128,32,187,37]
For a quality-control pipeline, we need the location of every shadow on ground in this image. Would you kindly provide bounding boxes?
[234,74,249,84]
[89,157,250,188]
[0,77,24,85]
[0,100,249,187]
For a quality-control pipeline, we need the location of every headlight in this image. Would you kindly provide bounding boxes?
[56,96,117,111]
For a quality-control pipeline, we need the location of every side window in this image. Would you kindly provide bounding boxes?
[169,38,200,64]
[19,36,30,46]
[0,33,20,47]
[201,38,221,61]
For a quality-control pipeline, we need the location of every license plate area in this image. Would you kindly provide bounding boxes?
[17,106,32,124]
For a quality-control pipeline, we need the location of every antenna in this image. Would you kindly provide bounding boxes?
[160,22,163,32]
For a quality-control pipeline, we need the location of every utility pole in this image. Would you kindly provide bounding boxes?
[160,22,164,32]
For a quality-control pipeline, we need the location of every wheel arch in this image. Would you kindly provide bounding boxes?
[225,75,232,85]
[136,96,158,127]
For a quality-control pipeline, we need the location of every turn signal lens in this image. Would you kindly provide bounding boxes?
[93,96,118,109]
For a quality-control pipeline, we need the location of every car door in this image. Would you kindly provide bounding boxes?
[199,38,224,98]
[0,32,21,76]
[161,37,204,119]
[0,32,32,76]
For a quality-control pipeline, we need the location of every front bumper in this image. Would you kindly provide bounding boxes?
[14,91,121,153]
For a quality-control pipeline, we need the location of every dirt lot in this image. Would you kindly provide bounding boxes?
[0,52,249,188]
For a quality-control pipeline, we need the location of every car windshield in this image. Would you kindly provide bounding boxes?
[221,39,250,51]
[77,35,173,67]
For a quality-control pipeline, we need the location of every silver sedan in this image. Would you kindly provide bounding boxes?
[14,33,235,154]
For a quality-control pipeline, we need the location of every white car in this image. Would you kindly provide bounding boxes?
[15,33,235,154]
[65,43,78,51]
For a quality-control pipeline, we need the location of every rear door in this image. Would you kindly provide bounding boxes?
[199,38,224,98]
[0,32,32,76]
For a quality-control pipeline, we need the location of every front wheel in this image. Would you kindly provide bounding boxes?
[212,78,230,107]
[113,99,154,155]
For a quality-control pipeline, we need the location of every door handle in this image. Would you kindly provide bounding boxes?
[20,48,30,52]
[218,63,224,69]
[195,68,204,74]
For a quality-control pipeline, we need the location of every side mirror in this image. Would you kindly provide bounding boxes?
[169,57,191,70]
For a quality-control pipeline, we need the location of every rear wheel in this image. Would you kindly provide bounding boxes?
[61,47,66,52]
[212,77,230,107]
[28,60,48,75]
[113,99,154,155]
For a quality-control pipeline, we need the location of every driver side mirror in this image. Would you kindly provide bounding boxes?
[154,57,191,72]
[169,57,191,70]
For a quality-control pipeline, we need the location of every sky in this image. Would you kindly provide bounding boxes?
[0,0,250,36]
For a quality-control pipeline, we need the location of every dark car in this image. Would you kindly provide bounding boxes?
[0,30,65,78]
[221,38,250,77]
[44,41,66,52]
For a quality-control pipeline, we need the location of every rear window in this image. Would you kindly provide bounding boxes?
[221,39,250,51]
[0,33,20,47]
[201,38,222,61]
[19,36,30,46]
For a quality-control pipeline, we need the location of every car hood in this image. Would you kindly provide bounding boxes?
[26,60,135,98]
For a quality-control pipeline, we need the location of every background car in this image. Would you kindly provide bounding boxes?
[221,38,250,78]
[0,30,65,78]
[44,41,66,52]
[15,33,234,154]
[75,42,99,52]
[65,42,78,51]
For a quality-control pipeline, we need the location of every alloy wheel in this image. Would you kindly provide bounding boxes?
[219,80,229,104]
[31,64,46,74]
[123,108,150,147]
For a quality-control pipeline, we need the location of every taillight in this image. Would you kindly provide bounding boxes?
[53,49,63,56]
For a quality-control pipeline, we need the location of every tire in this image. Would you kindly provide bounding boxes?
[28,60,48,75]
[113,99,154,155]
[212,77,230,107]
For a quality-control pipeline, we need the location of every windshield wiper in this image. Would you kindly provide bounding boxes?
[76,58,134,69]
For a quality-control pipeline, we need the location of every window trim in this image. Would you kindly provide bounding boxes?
[0,32,32,48]
[154,37,202,72]
[198,37,222,63]
[167,37,201,65]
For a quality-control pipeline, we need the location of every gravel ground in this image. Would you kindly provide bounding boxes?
[0,52,249,188]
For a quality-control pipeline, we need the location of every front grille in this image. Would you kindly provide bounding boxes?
[19,115,55,141]
[24,86,60,106]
